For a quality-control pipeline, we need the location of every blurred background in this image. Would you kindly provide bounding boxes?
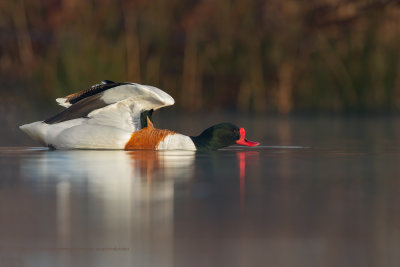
[1,0,400,144]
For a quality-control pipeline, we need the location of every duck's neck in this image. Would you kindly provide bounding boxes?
[189,127,223,151]
[190,135,212,151]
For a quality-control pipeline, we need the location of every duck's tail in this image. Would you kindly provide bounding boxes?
[19,121,48,146]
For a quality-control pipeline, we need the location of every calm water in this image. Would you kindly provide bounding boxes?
[1,116,400,267]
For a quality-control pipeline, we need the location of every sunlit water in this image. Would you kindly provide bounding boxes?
[1,116,400,266]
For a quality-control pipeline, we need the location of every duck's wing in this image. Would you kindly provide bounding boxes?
[45,81,175,132]
[55,80,121,108]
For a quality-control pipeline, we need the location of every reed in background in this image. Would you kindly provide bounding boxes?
[1,0,399,113]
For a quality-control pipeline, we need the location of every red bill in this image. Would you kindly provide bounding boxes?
[236,128,259,147]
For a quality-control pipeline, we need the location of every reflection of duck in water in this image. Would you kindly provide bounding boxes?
[21,150,195,182]
[20,149,195,257]
[20,80,259,151]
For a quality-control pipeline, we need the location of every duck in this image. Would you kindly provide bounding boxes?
[20,80,259,151]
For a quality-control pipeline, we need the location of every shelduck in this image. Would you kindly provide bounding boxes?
[20,81,259,151]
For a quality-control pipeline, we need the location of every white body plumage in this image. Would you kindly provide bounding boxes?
[20,82,196,150]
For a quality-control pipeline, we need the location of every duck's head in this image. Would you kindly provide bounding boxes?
[190,123,259,151]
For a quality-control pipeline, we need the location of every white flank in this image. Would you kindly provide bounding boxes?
[52,125,132,149]
[157,134,196,151]
[20,120,132,149]
[20,120,84,146]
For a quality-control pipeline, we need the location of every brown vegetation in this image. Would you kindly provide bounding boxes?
[1,0,400,113]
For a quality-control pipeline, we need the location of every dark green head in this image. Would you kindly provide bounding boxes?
[190,123,259,151]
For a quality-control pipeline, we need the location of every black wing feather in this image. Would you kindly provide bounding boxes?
[66,80,128,105]
[45,93,107,124]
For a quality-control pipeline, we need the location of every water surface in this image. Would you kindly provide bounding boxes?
[1,116,400,267]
